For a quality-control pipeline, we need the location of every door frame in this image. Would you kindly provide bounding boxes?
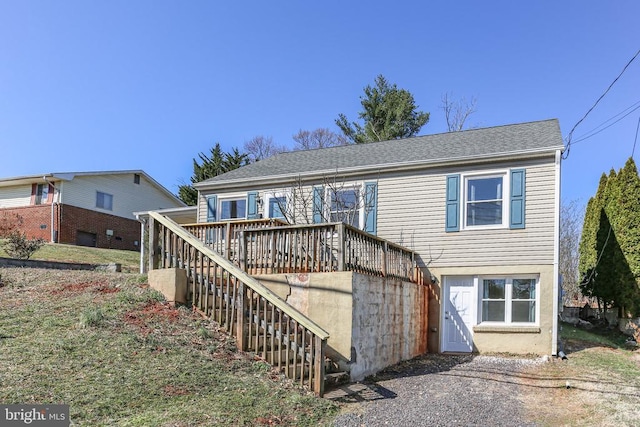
[441,276,477,353]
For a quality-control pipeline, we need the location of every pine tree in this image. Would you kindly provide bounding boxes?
[178,144,249,206]
[336,75,429,144]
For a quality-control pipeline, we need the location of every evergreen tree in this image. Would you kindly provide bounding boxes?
[579,173,613,312]
[336,75,429,144]
[579,174,608,279]
[578,159,640,317]
[178,143,249,206]
[607,158,640,315]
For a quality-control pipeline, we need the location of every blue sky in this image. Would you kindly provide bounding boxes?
[1,1,639,205]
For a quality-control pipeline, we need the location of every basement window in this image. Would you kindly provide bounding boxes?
[480,277,538,325]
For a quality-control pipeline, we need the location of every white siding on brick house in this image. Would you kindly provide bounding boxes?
[0,185,32,208]
[61,173,182,220]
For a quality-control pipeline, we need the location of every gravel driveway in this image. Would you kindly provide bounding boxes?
[330,354,544,427]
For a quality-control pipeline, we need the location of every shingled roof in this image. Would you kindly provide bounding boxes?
[195,119,564,188]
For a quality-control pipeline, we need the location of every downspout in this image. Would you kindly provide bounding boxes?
[43,176,58,243]
[551,149,562,356]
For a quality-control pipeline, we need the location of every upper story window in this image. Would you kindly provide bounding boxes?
[329,187,361,228]
[446,169,525,232]
[268,196,286,219]
[465,175,505,227]
[220,198,246,220]
[96,191,113,211]
[312,182,377,234]
[34,184,49,205]
[134,174,141,184]
[481,277,537,324]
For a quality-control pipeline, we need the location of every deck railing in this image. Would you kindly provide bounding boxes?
[183,218,287,260]
[147,212,329,396]
[188,220,422,284]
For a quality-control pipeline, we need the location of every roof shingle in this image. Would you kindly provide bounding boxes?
[196,119,563,187]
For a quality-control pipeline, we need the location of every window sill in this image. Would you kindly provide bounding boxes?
[473,325,540,334]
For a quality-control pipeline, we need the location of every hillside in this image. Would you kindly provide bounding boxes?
[0,242,140,273]
[0,268,338,426]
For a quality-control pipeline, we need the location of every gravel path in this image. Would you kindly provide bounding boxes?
[330,354,545,427]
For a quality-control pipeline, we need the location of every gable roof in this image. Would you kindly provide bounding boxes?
[0,170,185,206]
[196,119,564,189]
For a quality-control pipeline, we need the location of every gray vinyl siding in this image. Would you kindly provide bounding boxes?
[196,155,558,268]
[376,156,557,267]
[62,174,182,220]
[0,185,32,208]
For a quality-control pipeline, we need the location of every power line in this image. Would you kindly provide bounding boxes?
[633,116,640,158]
[563,47,640,160]
[571,100,640,144]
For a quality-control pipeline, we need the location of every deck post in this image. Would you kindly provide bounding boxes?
[148,216,159,271]
[236,281,247,351]
[313,336,325,397]
[337,224,345,272]
[382,241,388,277]
[238,231,248,272]
[224,222,232,260]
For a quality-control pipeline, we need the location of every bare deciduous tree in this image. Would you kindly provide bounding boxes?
[441,92,478,132]
[560,199,585,306]
[243,135,288,162]
[269,174,371,229]
[292,128,349,151]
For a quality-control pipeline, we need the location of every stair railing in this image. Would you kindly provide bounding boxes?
[147,211,330,396]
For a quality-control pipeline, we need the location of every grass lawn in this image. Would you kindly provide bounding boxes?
[0,242,140,273]
[0,268,338,426]
[522,321,640,426]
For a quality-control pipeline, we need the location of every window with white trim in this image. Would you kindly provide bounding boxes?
[96,191,113,211]
[329,187,361,228]
[464,173,507,228]
[220,197,246,220]
[268,196,286,219]
[480,277,537,324]
[35,184,49,205]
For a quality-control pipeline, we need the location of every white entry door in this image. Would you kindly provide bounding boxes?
[442,276,475,353]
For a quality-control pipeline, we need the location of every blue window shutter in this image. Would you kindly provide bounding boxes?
[445,174,460,232]
[206,195,217,222]
[510,169,526,229]
[312,186,324,224]
[247,191,259,219]
[364,182,378,235]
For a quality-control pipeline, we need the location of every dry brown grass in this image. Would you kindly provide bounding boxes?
[520,339,640,426]
[0,268,338,426]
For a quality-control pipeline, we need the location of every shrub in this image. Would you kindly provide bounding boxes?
[3,231,45,260]
[0,212,23,238]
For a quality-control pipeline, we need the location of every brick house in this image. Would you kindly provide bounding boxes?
[0,171,185,251]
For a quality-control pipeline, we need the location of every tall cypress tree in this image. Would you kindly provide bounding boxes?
[579,174,608,279]
[608,158,640,315]
[579,173,613,312]
[579,159,640,317]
